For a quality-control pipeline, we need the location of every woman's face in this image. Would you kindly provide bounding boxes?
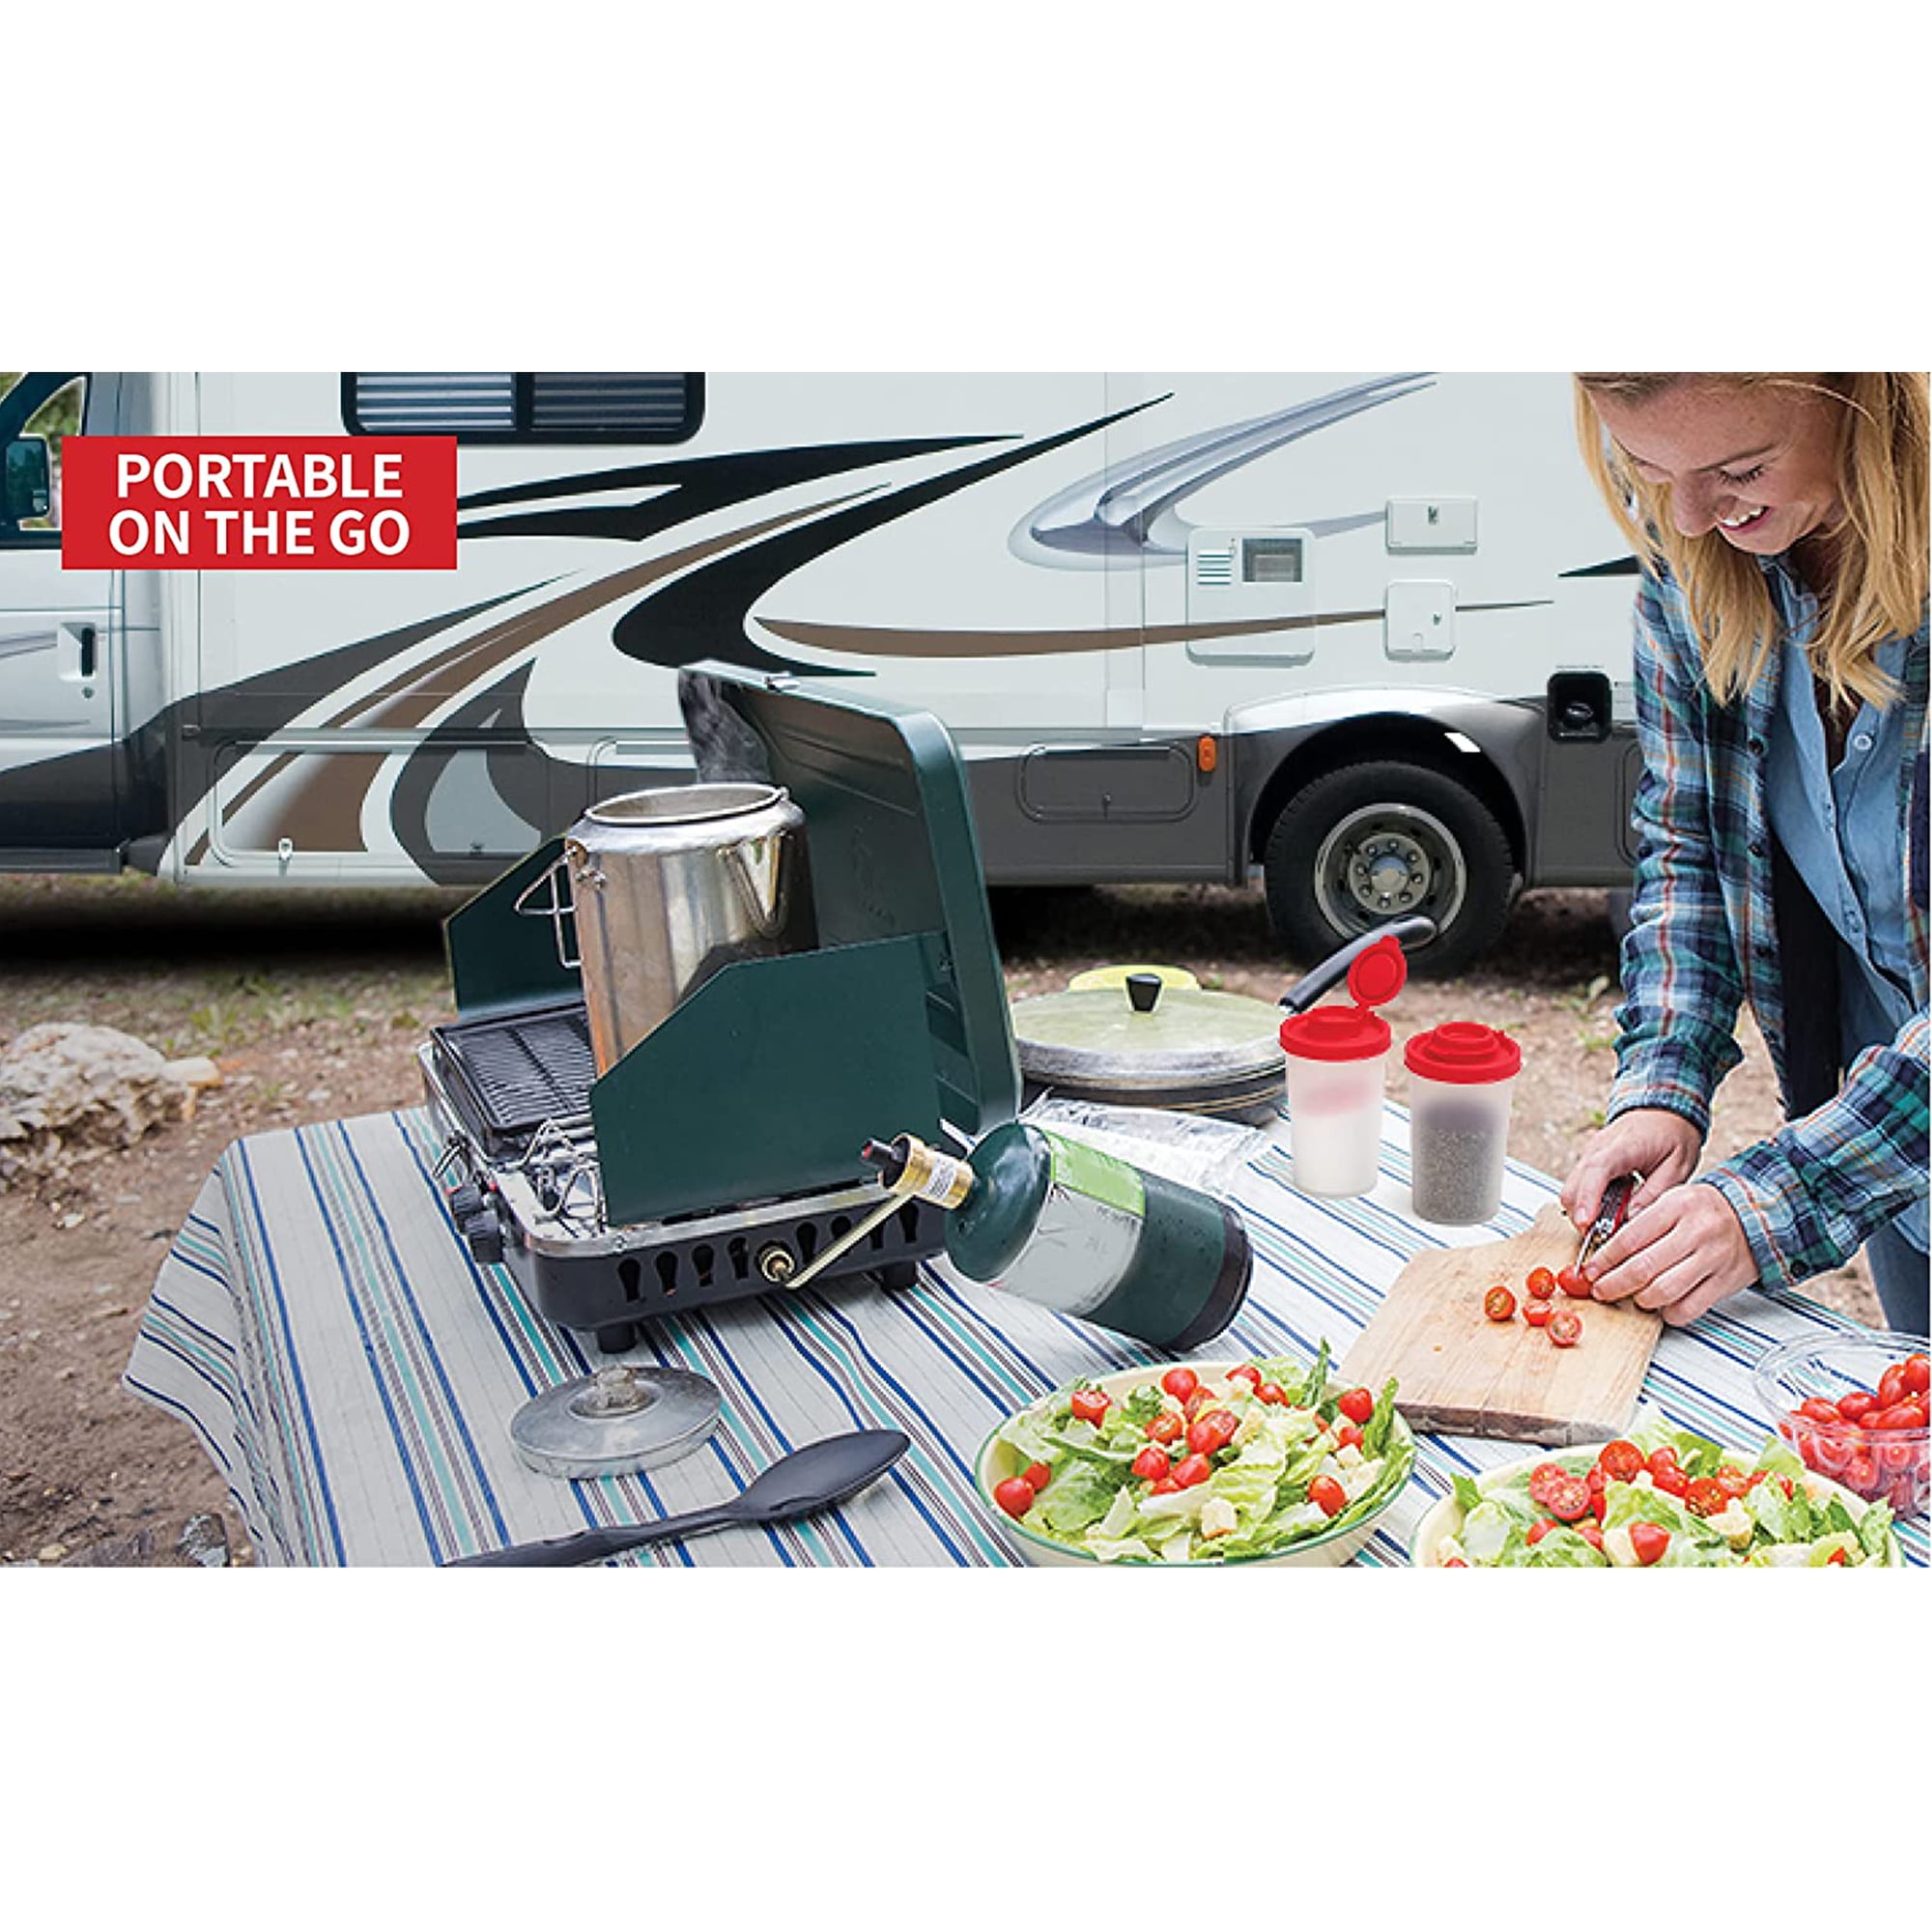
[1590,380,1844,556]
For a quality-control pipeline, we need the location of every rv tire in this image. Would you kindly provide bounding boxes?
[1263,759,1514,978]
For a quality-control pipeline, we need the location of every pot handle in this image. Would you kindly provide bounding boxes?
[1279,916,1435,1013]
[512,856,582,971]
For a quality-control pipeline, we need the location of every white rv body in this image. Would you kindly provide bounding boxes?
[0,371,1639,968]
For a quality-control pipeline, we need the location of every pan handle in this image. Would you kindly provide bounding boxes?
[1279,916,1436,1013]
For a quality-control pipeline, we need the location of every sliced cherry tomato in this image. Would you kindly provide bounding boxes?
[1877,1364,1909,1409]
[1187,1409,1239,1456]
[1151,1475,1182,1495]
[1069,1387,1111,1428]
[1185,1389,1216,1419]
[1714,1465,1752,1499]
[1836,1390,1878,1423]
[1308,1474,1348,1519]
[1651,1463,1690,1498]
[1578,1522,1605,1551]
[1543,1474,1592,1522]
[1338,1386,1376,1425]
[1556,1265,1591,1298]
[1525,1266,1557,1300]
[1131,1445,1172,1483]
[1256,1381,1288,1406]
[1548,1307,1583,1348]
[1598,1439,1645,1483]
[1523,1302,1552,1328]
[1173,1453,1213,1489]
[1629,1521,1671,1566]
[1525,1519,1555,1546]
[1646,1445,1679,1476]
[1825,1547,1849,1565]
[1160,1367,1199,1405]
[1146,1410,1183,1444]
[1798,1396,1844,1426]
[1685,1476,1730,1518]
[1441,1555,1469,1568]
[993,1476,1037,1520]
[1336,1422,1364,1451]
[1484,1286,1518,1322]
[1903,1353,1930,1398]
[1590,1489,1607,1522]
[1022,1461,1053,1493]
[1226,1364,1263,1392]
[1527,1462,1573,1511]
[1585,1464,1606,1496]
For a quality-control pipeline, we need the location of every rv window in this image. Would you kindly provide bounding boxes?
[342,373,702,443]
[0,372,87,543]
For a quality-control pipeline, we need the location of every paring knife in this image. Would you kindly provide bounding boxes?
[1578,1173,1639,1270]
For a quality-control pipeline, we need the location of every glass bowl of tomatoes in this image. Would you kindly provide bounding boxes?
[1751,1330,1929,1518]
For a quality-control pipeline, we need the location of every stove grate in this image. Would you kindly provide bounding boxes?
[433,1002,598,1150]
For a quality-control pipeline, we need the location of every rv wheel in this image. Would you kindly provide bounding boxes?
[1263,759,1515,978]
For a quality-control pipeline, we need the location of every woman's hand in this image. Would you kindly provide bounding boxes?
[1560,1108,1703,1230]
[1581,1182,1759,1325]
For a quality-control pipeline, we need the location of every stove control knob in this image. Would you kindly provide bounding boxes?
[448,1182,484,1222]
[461,1210,504,1265]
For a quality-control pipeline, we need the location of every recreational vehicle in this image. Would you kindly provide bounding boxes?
[0,370,1639,971]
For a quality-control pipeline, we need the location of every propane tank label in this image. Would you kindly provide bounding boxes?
[1041,1131,1147,1218]
[993,1186,1138,1319]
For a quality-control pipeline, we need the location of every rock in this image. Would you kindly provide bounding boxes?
[57,1513,231,1569]
[0,1023,221,1189]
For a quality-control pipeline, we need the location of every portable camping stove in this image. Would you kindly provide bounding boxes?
[419,670,1020,1358]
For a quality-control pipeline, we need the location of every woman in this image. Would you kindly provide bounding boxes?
[1561,373,1928,1336]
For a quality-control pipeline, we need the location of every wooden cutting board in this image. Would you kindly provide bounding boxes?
[1342,1206,1663,1445]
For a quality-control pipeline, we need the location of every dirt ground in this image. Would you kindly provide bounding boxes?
[0,872,1881,1566]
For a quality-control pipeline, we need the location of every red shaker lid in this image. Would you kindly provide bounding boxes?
[1404,1021,1522,1084]
[1279,936,1407,1063]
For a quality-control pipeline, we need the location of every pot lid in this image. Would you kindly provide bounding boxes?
[1011,973,1286,1091]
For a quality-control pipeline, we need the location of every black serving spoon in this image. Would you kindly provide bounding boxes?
[442,1429,912,1568]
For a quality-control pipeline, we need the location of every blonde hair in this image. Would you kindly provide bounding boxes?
[1573,373,1928,710]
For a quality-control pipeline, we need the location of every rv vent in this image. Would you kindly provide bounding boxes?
[1194,548,1236,586]
[350,373,516,433]
[530,374,694,435]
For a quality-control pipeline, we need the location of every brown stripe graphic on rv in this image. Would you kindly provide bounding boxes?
[757,602,1550,661]
[210,491,870,855]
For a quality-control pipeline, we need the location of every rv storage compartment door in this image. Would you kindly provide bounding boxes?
[1183,529,1317,663]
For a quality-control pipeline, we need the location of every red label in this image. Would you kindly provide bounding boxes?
[59,437,457,570]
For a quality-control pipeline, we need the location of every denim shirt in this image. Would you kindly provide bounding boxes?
[1765,626,1926,1253]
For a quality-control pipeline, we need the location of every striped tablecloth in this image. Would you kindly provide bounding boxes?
[125,1105,1928,1567]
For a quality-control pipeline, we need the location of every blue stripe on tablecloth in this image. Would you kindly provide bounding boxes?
[331,1122,512,1547]
[232,1140,346,1566]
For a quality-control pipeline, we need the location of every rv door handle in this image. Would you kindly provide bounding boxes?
[77,625,97,679]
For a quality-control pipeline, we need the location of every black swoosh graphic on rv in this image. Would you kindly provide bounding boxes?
[607,399,1165,675]
[1560,556,1642,577]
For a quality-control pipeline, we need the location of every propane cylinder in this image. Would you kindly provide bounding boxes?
[863,1124,1250,1350]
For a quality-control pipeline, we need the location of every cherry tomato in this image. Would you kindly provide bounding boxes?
[1256,1382,1288,1406]
[1525,1266,1557,1300]
[1585,1464,1607,1496]
[1442,1556,1469,1567]
[1825,1547,1849,1566]
[1484,1287,1517,1322]
[1556,1265,1591,1298]
[1836,1390,1877,1423]
[1685,1476,1730,1518]
[1598,1439,1645,1483]
[1590,1489,1607,1522]
[1798,1397,1843,1426]
[1308,1474,1347,1519]
[1903,1354,1930,1398]
[1543,1474,1592,1522]
[1876,1436,1920,1477]
[1338,1386,1376,1425]
[1022,1461,1053,1493]
[993,1477,1037,1520]
[1528,1463,1573,1511]
[1161,1368,1199,1405]
[1548,1307,1583,1348]
[1646,1445,1678,1474]
[1877,1365,1910,1410]
[1715,1465,1752,1499]
[1525,1520,1555,1546]
[1844,1453,1879,1496]
[1876,1400,1927,1432]
[1131,1446,1171,1483]
[1578,1522,1605,1552]
[1151,1475,1182,1494]
[1336,1423,1364,1451]
[1629,1521,1671,1566]
[1226,1364,1263,1392]
[1651,1462,1690,1498]
[1173,1453,1214,1489]
[1069,1387,1111,1428]
[1187,1409,1238,1456]
[1523,1302,1552,1328]
[1146,1411,1183,1445]
[1185,1389,1216,1419]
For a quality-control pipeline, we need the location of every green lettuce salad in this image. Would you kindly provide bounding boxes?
[986,1345,1413,1564]
[1433,1414,1900,1569]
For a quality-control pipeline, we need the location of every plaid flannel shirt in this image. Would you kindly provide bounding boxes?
[1609,562,1929,1293]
